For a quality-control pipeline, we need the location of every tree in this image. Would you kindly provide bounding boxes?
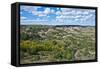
[20,32,29,40]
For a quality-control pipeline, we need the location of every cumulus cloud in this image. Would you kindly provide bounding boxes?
[21,18,48,23]
[21,6,42,13]
[32,11,47,17]
[89,10,95,13]
[31,8,51,17]
[51,9,55,13]
[56,11,62,15]
[56,15,76,19]
[20,16,27,20]
[83,11,89,14]
[55,8,95,23]
[56,18,64,23]
[84,14,94,20]
[61,8,71,12]
[57,8,59,10]
[32,10,38,15]
[31,8,56,17]
[20,5,95,25]
[76,11,82,14]
[44,8,50,14]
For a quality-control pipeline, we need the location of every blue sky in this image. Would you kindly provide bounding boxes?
[20,5,95,26]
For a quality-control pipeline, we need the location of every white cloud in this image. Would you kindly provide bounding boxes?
[75,15,80,18]
[62,11,73,15]
[21,18,48,23]
[21,6,41,13]
[56,15,77,19]
[51,9,55,13]
[32,10,38,15]
[85,14,93,20]
[31,8,51,17]
[89,10,95,13]
[38,13,47,17]
[36,18,48,21]
[20,16,27,20]
[56,18,64,23]
[57,8,59,10]
[55,9,92,22]
[56,11,62,15]
[31,7,57,17]
[44,8,50,14]
[83,11,89,14]
[76,11,82,14]
[74,19,79,21]
[32,10,47,17]
[61,8,71,12]
[21,6,95,25]
[59,8,74,16]
[76,9,95,15]
[55,8,94,22]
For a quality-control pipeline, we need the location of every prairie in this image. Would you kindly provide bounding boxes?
[20,25,95,64]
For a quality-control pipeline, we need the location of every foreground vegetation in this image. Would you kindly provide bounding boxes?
[20,25,95,64]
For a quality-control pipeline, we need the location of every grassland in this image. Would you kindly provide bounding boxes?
[20,25,95,64]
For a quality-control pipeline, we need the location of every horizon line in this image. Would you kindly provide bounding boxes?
[20,23,95,26]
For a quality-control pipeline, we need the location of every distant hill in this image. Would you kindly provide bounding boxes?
[20,24,95,28]
[54,25,95,27]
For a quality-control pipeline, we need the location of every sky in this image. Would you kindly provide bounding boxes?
[20,5,95,26]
